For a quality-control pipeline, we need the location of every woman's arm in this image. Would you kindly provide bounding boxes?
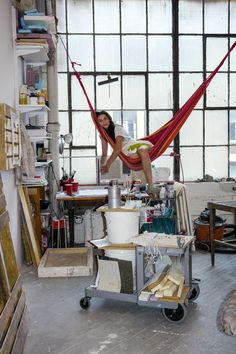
[101,136,124,174]
[100,137,108,166]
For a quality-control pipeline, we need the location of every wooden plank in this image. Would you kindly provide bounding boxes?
[38,247,93,278]
[0,276,22,346]
[0,223,19,290]
[0,213,9,234]
[18,186,41,267]
[20,222,32,266]
[11,306,28,354]
[0,292,25,354]
[0,194,6,215]
[177,277,185,298]
[0,253,10,315]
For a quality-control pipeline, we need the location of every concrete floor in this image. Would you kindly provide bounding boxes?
[22,251,236,354]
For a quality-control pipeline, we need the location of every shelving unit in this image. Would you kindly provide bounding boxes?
[19,104,50,114]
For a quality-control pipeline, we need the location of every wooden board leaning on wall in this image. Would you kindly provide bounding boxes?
[0,174,28,354]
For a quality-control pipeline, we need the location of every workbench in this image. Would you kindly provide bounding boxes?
[208,200,236,266]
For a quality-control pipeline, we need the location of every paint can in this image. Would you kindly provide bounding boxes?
[108,185,121,208]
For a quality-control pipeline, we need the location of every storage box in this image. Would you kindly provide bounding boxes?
[38,247,93,277]
[0,103,21,170]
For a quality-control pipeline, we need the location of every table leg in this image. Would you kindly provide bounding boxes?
[209,207,216,266]
[67,201,74,247]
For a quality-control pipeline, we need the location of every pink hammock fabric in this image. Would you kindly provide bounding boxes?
[71,41,236,171]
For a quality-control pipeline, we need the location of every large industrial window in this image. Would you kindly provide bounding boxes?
[56,0,236,184]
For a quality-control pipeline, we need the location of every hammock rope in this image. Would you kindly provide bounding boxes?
[65,37,236,171]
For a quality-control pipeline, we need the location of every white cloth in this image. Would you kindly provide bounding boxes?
[114,124,153,155]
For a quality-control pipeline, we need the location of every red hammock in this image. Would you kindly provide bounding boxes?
[71,41,236,171]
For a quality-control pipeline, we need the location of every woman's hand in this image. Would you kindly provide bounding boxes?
[101,164,109,174]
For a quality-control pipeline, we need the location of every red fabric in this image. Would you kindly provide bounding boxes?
[71,41,236,171]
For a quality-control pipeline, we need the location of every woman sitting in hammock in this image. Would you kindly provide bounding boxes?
[97,111,154,187]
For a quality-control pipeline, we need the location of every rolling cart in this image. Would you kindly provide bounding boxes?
[80,236,200,323]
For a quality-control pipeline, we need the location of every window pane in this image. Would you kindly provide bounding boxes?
[58,74,68,110]
[149,111,173,136]
[123,111,146,139]
[151,147,174,180]
[179,73,203,109]
[148,0,172,34]
[204,0,228,34]
[205,110,228,145]
[57,35,67,72]
[230,2,236,33]
[230,74,236,106]
[59,112,69,136]
[148,35,172,71]
[229,110,236,144]
[179,0,203,34]
[179,36,203,72]
[72,112,95,146]
[123,76,145,109]
[180,147,203,181]
[56,0,66,33]
[149,74,173,110]
[180,110,203,146]
[206,74,228,107]
[205,147,228,179]
[96,75,121,110]
[122,36,146,71]
[230,146,236,177]
[95,36,120,71]
[60,151,70,177]
[71,156,97,184]
[206,38,228,72]
[230,39,236,71]
[121,0,146,33]
[72,75,95,110]
[68,36,94,72]
[95,0,119,33]
[67,0,92,33]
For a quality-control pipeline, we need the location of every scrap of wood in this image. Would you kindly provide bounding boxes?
[167,266,183,286]
[155,290,164,298]
[164,283,178,297]
[177,277,185,298]
[159,279,174,291]
[151,274,169,293]
[18,186,41,267]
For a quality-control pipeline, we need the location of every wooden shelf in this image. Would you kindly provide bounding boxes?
[35,160,52,167]
[16,45,49,63]
[19,104,50,114]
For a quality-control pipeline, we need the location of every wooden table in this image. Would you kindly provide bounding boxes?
[56,189,109,247]
[208,200,236,266]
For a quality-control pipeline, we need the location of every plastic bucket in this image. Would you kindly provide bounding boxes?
[194,220,224,242]
[105,211,140,244]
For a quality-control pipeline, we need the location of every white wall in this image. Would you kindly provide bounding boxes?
[186,181,236,223]
[0,1,23,267]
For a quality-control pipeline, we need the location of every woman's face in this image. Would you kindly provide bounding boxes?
[97,114,111,129]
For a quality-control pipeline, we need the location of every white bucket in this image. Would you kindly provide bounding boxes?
[105,249,136,289]
[105,211,140,244]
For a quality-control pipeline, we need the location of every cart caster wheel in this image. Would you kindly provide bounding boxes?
[80,297,90,309]
[162,304,187,323]
[189,284,200,301]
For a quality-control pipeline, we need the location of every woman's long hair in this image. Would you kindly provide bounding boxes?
[96,111,116,142]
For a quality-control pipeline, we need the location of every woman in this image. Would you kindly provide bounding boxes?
[97,111,153,187]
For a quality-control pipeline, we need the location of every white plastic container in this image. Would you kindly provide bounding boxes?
[105,211,140,244]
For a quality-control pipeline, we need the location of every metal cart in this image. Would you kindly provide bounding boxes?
[80,238,200,323]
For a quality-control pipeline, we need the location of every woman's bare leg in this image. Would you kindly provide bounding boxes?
[137,149,153,186]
